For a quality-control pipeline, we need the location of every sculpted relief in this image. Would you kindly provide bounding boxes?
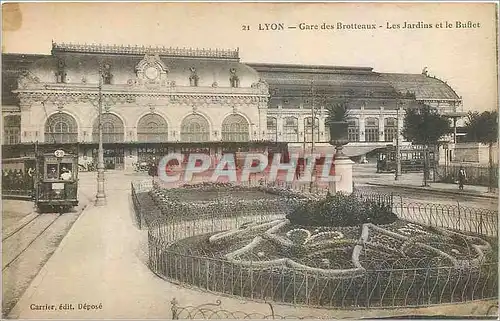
[133,54,168,87]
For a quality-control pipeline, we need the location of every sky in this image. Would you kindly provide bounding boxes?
[2,2,498,112]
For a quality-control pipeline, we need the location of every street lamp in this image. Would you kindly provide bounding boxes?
[395,104,402,181]
[95,62,106,206]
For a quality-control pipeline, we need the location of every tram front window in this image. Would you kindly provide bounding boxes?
[60,163,73,180]
[47,164,59,179]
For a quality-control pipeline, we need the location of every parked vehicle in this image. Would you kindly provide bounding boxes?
[377,145,436,173]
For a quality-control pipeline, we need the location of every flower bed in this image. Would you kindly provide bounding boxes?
[286,192,397,227]
[144,182,498,308]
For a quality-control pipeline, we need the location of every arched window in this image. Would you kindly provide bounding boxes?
[137,114,168,142]
[384,117,397,142]
[181,114,210,142]
[92,113,124,143]
[4,115,21,145]
[365,117,379,142]
[348,118,360,142]
[267,117,277,141]
[44,113,78,143]
[304,117,319,143]
[222,114,249,142]
[283,117,298,142]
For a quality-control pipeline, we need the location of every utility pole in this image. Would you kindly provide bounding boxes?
[395,104,401,180]
[95,62,106,206]
[309,80,315,191]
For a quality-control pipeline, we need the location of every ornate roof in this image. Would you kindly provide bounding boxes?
[380,73,460,101]
[52,42,240,61]
[2,53,49,106]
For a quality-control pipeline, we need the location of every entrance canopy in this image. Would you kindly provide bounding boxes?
[287,144,387,157]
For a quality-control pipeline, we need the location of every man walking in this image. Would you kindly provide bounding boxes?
[458,166,467,190]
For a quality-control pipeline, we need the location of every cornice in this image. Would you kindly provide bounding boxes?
[15,90,269,109]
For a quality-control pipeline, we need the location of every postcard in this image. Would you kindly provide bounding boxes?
[2,2,498,319]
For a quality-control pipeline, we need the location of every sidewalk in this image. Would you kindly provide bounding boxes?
[362,173,498,199]
[8,174,497,319]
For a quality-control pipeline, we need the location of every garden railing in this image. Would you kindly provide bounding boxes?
[131,179,498,309]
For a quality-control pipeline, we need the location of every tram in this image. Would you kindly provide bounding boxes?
[34,149,79,212]
[376,145,436,173]
[2,157,37,198]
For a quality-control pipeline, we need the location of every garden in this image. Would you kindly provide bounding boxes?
[133,181,498,309]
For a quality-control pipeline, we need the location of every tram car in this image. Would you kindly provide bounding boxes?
[377,145,436,173]
[2,157,37,198]
[34,149,79,212]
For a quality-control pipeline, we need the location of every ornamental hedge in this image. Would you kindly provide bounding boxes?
[286,192,397,227]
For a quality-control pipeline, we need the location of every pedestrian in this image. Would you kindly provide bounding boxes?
[458,166,467,190]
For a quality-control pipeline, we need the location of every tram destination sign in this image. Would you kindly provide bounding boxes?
[54,150,65,158]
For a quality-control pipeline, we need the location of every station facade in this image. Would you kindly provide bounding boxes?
[2,43,463,170]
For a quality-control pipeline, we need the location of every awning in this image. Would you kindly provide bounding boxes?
[287,145,386,157]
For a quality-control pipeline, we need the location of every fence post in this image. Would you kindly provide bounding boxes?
[457,201,461,231]
[479,213,484,235]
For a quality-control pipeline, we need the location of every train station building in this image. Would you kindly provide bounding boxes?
[2,42,464,170]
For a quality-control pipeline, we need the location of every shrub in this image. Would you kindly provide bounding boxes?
[286,193,397,227]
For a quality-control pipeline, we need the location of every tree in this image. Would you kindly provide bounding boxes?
[402,104,452,186]
[464,110,498,191]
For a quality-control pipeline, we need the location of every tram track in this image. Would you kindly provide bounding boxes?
[2,212,64,271]
[2,188,94,272]
[2,211,40,242]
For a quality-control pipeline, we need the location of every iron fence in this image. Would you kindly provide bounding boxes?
[154,245,497,309]
[131,180,498,309]
[393,201,498,237]
[171,298,326,319]
[436,164,498,188]
[170,297,499,319]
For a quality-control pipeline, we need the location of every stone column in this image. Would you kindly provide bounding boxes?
[331,153,354,194]
[19,100,34,143]
[298,114,305,143]
[276,115,283,142]
[379,107,385,142]
[318,116,326,143]
[358,116,365,142]
[258,103,267,140]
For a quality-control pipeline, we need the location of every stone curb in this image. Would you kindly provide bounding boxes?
[366,183,498,200]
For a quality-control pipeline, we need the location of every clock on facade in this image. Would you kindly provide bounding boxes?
[144,66,159,80]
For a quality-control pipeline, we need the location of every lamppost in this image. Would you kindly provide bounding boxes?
[95,62,106,206]
[309,80,316,192]
[395,103,402,181]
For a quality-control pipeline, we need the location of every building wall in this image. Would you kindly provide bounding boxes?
[2,47,466,169]
[22,99,262,144]
[452,142,498,165]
